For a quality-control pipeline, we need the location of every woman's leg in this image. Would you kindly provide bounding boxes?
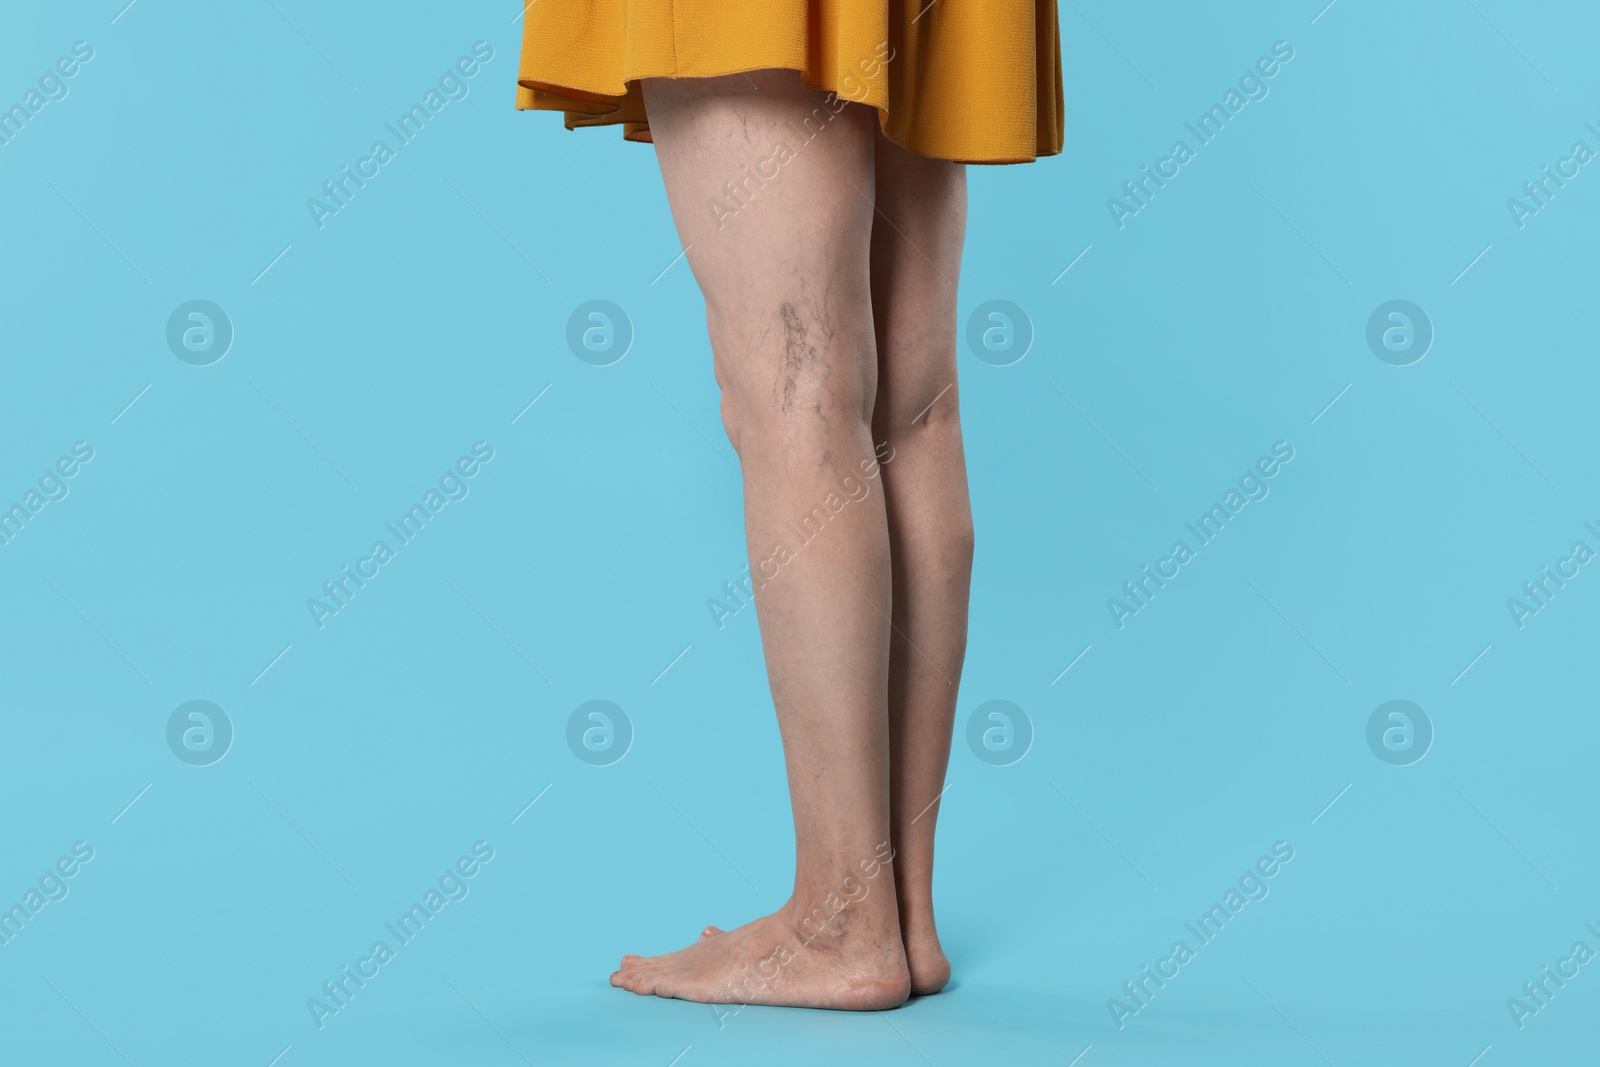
[868,123,972,996]
[611,70,909,1010]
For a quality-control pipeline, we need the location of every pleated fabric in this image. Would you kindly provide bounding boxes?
[514,1,1064,164]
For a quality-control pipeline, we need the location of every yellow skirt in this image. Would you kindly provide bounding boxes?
[514,1,1064,165]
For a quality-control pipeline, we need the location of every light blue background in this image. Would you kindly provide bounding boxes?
[2,1,1596,1064]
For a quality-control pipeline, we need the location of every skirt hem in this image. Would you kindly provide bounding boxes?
[515,65,1063,166]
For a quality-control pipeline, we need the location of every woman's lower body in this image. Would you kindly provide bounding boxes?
[608,68,974,1010]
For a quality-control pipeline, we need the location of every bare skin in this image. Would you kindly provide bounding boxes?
[612,68,971,1009]
[869,112,971,998]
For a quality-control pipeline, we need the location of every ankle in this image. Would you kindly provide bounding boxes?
[891,883,937,933]
[783,890,901,955]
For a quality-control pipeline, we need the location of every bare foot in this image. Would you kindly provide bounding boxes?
[902,923,950,996]
[894,889,950,996]
[698,917,949,994]
[611,903,910,1010]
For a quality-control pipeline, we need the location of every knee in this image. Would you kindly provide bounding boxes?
[875,399,974,563]
[875,378,963,440]
[708,309,875,462]
[718,375,874,463]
